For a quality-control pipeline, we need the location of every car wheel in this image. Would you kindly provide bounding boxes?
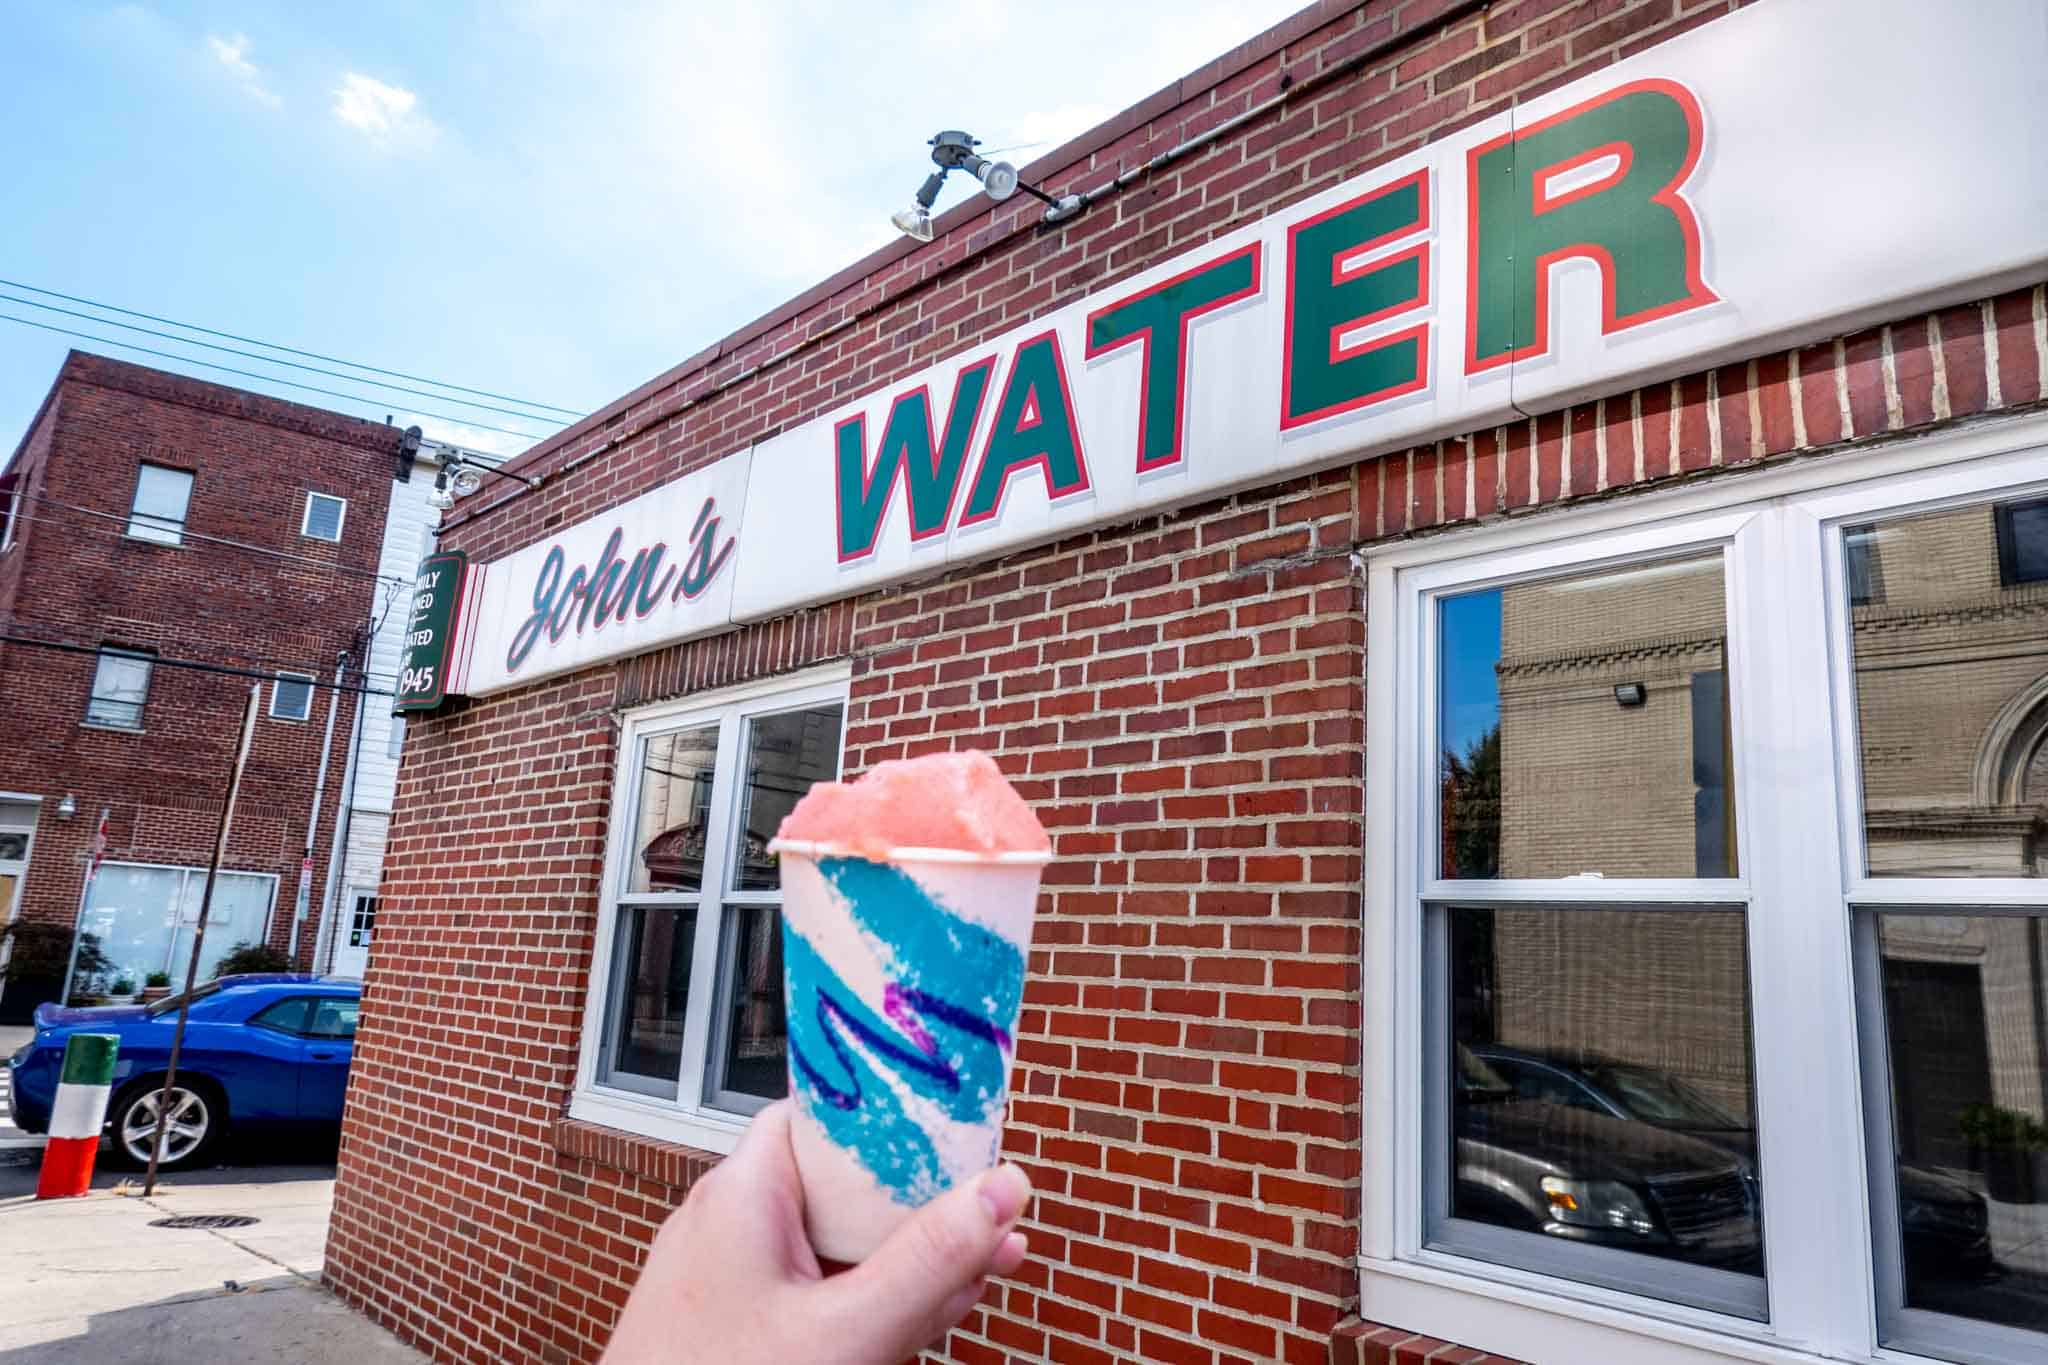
[109,1080,221,1171]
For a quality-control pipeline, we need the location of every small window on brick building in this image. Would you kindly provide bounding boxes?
[1995,495,2048,586]
[270,673,314,722]
[126,464,194,546]
[86,648,154,729]
[302,492,347,543]
[0,471,20,551]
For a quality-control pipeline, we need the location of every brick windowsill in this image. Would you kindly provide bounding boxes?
[553,1116,723,1192]
[1330,1317,1528,1365]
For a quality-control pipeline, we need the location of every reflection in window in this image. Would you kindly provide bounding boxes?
[716,906,788,1103]
[630,727,719,894]
[1845,500,2048,878]
[1438,554,1736,879]
[1448,906,1762,1300]
[733,707,843,893]
[1878,913,2048,1331]
[602,904,697,1095]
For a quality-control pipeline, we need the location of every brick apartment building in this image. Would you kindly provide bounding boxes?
[0,352,411,1018]
[326,2,2048,1363]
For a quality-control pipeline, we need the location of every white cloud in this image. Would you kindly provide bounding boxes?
[206,32,280,107]
[333,72,433,144]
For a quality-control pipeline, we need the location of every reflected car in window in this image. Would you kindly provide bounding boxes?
[1469,1045,1992,1285]
[1454,1047,1762,1268]
[6,974,360,1171]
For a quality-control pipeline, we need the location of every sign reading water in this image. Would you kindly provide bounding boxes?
[401,0,2048,707]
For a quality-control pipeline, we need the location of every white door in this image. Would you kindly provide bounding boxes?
[330,890,377,978]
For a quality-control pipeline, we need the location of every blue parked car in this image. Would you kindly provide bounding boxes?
[7,974,359,1171]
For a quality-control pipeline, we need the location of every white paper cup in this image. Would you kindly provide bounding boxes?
[770,839,1048,1262]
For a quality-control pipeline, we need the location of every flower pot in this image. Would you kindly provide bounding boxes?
[1972,1146,2048,1203]
[140,985,172,1004]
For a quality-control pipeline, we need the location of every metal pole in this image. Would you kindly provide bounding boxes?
[143,683,260,1197]
[288,653,348,963]
[58,808,110,1006]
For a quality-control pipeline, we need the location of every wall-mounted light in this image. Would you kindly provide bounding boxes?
[1613,682,1648,708]
[890,130,1083,242]
[56,793,76,819]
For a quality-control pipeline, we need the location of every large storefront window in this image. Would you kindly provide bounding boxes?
[80,863,278,990]
[1366,425,2048,1363]
[576,667,845,1150]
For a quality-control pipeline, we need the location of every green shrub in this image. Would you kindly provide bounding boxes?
[145,971,171,988]
[1960,1103,2048,1151]
[211,941,293,977]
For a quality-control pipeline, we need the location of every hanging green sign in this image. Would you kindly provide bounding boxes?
[394,551,467,714]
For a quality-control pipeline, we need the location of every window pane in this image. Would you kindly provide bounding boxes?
[1998,497,2048,586]
[253,998,312,1034]
[348,895,378,948]
[88,651,152,728]
[272,676,313,721]
[1876,912,2048,1333]
[0,832,29,861]
[170,872,274,982]
[1438,554,1735,879]
[599,903,697,1094]
[710,905,787,1106]
[1845,499,2048,877]
[1446,906,1763,1298]
[629,726,719,894]
[307,999,358,1039]
[732,705,843,892]
[128,464,193,545]
[304,493,345,541]
[80,865,182,990]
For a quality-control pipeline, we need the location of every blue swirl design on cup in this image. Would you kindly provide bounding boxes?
[783,855,1025,1206]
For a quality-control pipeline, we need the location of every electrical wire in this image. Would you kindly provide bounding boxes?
[0,276,587,418]
[0,292,572,425]
[0,312,553,442]
[0,631,397,698]
[12,494,413,589]
[0,592,400,686]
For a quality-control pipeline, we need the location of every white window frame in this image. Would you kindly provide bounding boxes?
[570,662,850,1155]
[269,672,315,722]
[301,491,347,543]
[1,478,21,551]
[85,647,155,730]
[0,795,39,930]
[1362,410,2048,1365]
[125,463,194,546]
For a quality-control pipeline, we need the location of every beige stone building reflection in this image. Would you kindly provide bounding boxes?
[1467,502,2048,1147]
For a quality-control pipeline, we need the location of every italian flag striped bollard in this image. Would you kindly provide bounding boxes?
[35,1034,120,1199]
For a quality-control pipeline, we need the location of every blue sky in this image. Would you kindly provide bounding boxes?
[1439,589,1501,762]
[0,1,1304,461]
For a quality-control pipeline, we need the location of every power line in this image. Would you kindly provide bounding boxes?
[0,276,587,418]
[0,631,398,698]
[14,494,413,589]
[0,292,571,425]
[0,311,552,442]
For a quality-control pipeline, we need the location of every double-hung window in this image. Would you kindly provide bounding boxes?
[574,665,847,1152]
[86,647,154,729]
[126,464,194,545]
[1365,417,2048,1364]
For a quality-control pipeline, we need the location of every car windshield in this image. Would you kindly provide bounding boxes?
[143,981,224,1017]
[1591,1062,1742,1127]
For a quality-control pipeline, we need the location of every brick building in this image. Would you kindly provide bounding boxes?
[0,352,409,1017]
[327,1,2048,1362]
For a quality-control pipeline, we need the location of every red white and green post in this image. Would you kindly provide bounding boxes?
[35,1033,119,1199]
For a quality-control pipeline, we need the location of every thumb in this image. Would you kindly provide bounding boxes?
[817,1163,1032,1363]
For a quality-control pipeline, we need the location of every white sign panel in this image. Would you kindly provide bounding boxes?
[436,0,2048,700]
[448,452,750,695]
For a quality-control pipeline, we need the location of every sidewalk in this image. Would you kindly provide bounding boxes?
[0,1023,421,1363]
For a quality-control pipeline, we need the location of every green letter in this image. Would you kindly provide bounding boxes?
[1282,170,1431,429]
[1086,244,1261,471]
[961,333,1090,526]
[1467,78,1715,373]
[834,358,994,562]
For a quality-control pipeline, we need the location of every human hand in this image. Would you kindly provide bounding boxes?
[601,1099,1032,1365]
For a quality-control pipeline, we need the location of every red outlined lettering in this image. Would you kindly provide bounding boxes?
[958,329,1092,530]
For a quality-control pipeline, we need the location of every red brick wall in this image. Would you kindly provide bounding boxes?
[323,1,2048,1363]
[0,352,399,982]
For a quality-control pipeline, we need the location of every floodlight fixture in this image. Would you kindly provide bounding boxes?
[890,130,1085,241]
